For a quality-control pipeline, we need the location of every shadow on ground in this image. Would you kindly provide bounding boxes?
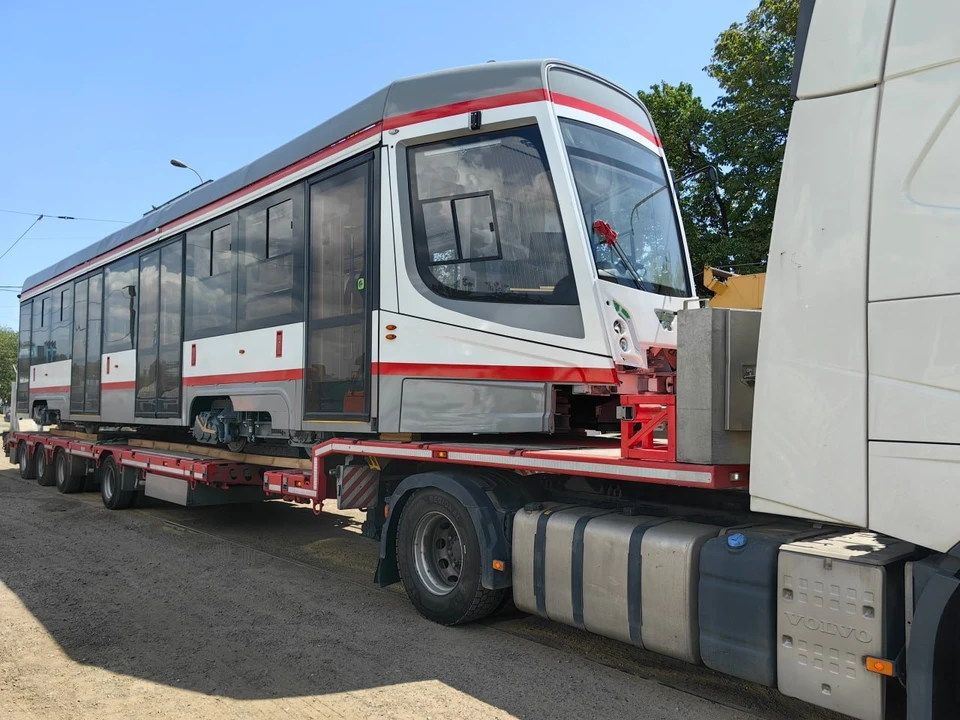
[0,466,842,720]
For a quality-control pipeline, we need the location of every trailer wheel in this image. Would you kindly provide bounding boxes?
[34,445,54,487]
[18,442,35,480]
[396,488,506,625]
[54,449,84,494]
[99,455,134,510]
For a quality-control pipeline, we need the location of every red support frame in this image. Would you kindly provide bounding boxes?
[312,438,748,491]
[620,394,676,462]
[263,469,325,514]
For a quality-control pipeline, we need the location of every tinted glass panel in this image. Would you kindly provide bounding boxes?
[212,225,232,275]
[268,200,293,258]
[238,192,303,331]
[16,302,31,413]
[561,119,690,297]
[306,324,366,414]
[186,215,236,339]
[422,192,501,265]
[158,241,183,416]
[50,284,71,362]
[136,251,160,416]
[453,194,498,260]
[408,127,575,304]
[305,162,369,416]
[70,280,88,413]
[309,168,367,322]
[85,274,102,413]
[31,295,51,364]
[103,254,139,353]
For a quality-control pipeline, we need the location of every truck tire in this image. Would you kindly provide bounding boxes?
[396,488,506,626]
[54,448,84,494]
[18,442,35,480]
[34,445,54,487]
[99,455,134,510]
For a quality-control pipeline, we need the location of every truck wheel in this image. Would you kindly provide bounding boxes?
[34,446,54,486]
[396,488,506,626]
[54,449,84,494]
[18,442,35,479]
[99,455,134,510]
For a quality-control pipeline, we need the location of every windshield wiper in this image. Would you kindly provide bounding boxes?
[592,220,652,292]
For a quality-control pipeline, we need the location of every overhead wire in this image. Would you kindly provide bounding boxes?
[0,215,44,263]
[0,208,129,268]
[0,208,130,223]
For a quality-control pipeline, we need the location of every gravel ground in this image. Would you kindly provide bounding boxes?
[0,458,838,720]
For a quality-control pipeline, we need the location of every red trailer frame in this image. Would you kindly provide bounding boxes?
[7,432,267,489]
[6,428,747,512]
[310,437,747,491]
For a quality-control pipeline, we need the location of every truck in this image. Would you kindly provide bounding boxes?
[5,1,958,718]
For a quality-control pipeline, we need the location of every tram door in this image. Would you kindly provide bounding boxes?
[69,272,102,415]
[304,156,373,419]
[135,237,184,418]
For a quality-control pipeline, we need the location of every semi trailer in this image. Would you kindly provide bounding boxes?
[5,1,959,718]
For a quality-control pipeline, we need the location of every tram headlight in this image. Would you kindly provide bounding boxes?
[613,319,624,335]
[618,337,629,352]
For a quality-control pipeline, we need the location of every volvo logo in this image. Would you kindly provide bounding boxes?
[784,613,873,643]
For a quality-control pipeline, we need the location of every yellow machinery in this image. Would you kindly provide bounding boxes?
[703,267,765,310]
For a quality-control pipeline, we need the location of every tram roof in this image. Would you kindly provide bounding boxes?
[22,59,613,296]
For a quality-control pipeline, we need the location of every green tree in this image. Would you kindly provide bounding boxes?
[638,0,799,279]
[0,326,17,405]
[637,82,728,273]
[707,0,799,269]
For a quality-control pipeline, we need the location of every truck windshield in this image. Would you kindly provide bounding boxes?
[560,119,690,297]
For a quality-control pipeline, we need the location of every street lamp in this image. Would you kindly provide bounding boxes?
[169,159,204,185]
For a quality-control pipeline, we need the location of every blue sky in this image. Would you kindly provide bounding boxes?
[0,0,755,330]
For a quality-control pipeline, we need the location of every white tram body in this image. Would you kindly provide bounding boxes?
[17,61,694,445]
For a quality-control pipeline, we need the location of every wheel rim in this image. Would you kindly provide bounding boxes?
[413,510,463,596]
[102,465,115,502]
[35,449,45,477]
[56,454,66,485]
[19,446,26,473]
[226,439,246,453]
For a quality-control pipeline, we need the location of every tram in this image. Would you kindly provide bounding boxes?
[17,60,692,450]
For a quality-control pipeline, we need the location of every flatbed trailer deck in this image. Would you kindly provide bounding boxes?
[4,429,747,515]
[7,430,282,509]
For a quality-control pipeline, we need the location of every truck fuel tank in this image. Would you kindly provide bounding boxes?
[512,503,720,664]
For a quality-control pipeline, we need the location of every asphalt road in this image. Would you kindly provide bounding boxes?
[0,458,840,719]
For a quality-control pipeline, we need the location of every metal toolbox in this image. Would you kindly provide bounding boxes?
[777,531,916,720]
[676,307,760,464]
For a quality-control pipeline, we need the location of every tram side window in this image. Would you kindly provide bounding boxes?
[49,284,72,362]
[238,189,303,331]
[103,254,140,353]
[16,302,31,412]
[186,215,238,339]
[407,126,576,305]
[31,294,52,364]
